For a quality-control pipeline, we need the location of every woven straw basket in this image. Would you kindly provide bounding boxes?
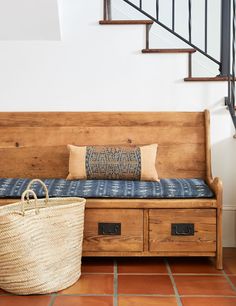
[0,179,85,295]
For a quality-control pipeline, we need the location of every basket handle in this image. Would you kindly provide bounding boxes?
[21,189,39,215]
[26,179,49,205]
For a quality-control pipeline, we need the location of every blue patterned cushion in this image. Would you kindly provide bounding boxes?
[0,178,214,199]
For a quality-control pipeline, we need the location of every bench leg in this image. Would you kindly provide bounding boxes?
[216,207,223,270]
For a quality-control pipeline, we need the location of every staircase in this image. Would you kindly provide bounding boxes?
[99,0,236,135]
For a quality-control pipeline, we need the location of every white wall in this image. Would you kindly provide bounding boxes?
[0,0,60,40]
[0,0,235,246]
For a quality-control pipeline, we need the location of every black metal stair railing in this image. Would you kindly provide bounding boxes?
[102,0,236,133]
[122,0,220,66]
[120,0,236,133]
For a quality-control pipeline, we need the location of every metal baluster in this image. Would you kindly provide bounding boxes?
[188,0,192,79]
[172,0,175,31]
[188,53,192,78]
[227,1,232,113]
[205,0,208,53]
[145,24,152,49]
[188,0,192,43]
[104,0,112,21]
[232,0,236,110]
[156,0,159,20]
[103,0,107,20]
[226,0,236,135]
[140,0,142,10]
[220,0,231,76]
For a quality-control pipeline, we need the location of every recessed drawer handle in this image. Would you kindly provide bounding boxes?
[171,223,194,236]
[98,223,121,235]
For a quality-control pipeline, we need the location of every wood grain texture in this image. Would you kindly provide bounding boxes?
[184,76,233,82]
[208,177,223,269]
[0,112,205,127]
[0,112,206,179]
[0,198,218,209]
[0,111,222,266]
[99,20,154,25]
[149,209,216,252]
[82,251,216,257]
[143,209,149,251]
[142,48,196,54]
[205,110,213,182]
[83,209,143,252]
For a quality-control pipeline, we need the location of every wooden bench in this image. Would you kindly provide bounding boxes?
[0,111,223,269]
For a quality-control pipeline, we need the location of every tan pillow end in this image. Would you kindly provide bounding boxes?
[67,144,87,180]
[140,144,159,181]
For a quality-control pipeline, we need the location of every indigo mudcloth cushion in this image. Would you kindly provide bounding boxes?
[0,178,214,199]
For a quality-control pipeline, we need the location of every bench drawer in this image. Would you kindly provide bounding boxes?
[83,209,143,252]
[149,209,216,252]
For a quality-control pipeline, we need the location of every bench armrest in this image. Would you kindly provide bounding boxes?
[208,177,223,206]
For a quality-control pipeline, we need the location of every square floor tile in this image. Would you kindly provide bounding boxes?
[181,297,236,306]
[174,275,236,296]
[60,274,113,294]
[117,257,167,274]
[82,257,114,273]
[118,275,174,295]
[0,295,51,306]
[224,257,236,274]
[118,296,178,306]
[54,296,113,306]
[168,257,221,274]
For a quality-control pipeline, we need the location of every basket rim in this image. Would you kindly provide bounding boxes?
[0,197,86,216]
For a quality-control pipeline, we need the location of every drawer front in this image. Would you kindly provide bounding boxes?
[149,209,216,252]
[83,209,143,252]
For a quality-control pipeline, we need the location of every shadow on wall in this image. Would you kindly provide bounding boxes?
[212,136,236,247]
[211,136,236,209]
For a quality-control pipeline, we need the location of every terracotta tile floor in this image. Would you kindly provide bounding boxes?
[0,248,236,306]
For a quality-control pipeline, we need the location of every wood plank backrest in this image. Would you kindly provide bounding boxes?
[0,111,210,179]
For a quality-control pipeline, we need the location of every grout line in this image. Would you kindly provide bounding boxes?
[56,293,113,296]
[180,294,236,298]
[172,273,224,276]
[118,273,169,275]
[165,259,183,306]
[117,272,225,276]
[82,272,114,275]
[114,259,118,306]
[119,294,236,297]
[222,270,236,293]
[82,272,236,276]
[118,294,176,297]
[48,293,57,306]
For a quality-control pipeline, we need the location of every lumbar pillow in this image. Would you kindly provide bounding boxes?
[67,144,159,181]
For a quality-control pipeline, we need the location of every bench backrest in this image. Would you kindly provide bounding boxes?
[0,111,211,179]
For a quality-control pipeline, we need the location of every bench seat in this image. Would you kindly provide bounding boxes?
[0,178,214,199]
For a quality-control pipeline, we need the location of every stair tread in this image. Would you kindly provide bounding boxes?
[99,20,154,25]
[142,48,196,54]
[184,76,236,82]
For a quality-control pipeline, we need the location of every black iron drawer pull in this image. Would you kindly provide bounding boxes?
[171,223,194,236]
[98,223,121,235]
